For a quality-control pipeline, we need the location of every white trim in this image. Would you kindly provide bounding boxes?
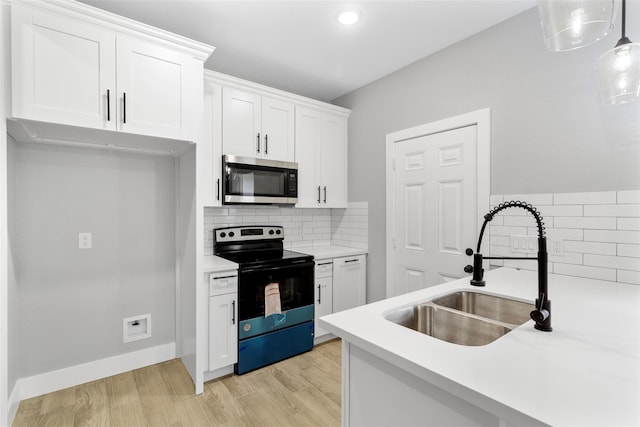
[204,70,351,117]
[13,342,175,402]
[385,108,491,298]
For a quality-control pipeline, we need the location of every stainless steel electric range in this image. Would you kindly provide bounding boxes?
[213,225,315,374]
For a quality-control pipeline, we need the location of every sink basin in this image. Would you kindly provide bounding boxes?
[384,291,534,346]
[431,291,533,326]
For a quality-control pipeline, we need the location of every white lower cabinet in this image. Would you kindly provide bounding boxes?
[208,272,238,371]
[333,255,367,313]
[314,260,334,338]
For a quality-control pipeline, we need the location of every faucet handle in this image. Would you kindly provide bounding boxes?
[530,294,552,331]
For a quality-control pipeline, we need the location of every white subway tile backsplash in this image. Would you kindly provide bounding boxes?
[490,190,640,285]
[584,204,640,217]
[563,241,616,256]
[584,254,640,271]
[585,230,640,244]
[618,218,640,230]
[617,244,640,258]
[203,203,368,253]
[618,270,640,285]
[553,216,617,230]
[503,193,553,205]
[553,191,616,205]
[553,263,617,281]
[618,190,640,204]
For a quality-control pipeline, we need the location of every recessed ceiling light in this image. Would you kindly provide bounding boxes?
[338,11,359,25]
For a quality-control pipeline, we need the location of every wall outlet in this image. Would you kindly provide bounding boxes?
[509,235,537,254]
[550,238,564,256]
[123,314,151,343]
[78,232,92,249]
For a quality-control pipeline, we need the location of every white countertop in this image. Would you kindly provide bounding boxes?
[203,255,238,274]
[293,244,367,260]
[319,267,640,426]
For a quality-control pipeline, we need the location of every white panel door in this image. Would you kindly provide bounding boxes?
[11,6,116,130]
[320,114,347,208]
[209,292,238,371]
[295,106,322,207]
[262,97,294,161]
[392,125,477,296]
[222,88,262,158]
[116,35,190,140]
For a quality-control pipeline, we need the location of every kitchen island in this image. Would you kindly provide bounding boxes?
[319,267,640,426]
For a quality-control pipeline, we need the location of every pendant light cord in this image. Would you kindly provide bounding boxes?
[622,0,626,39]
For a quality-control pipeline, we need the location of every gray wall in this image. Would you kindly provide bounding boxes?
[334,7,640,303]
[12,142,176,377]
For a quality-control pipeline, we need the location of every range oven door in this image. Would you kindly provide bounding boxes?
[237,259,314,340]
[235,258,315,374]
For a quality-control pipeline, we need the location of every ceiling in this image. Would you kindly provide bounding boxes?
[78,0,537,102]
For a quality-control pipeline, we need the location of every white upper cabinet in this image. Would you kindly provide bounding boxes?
[222,87,294,161]
[295,106,348,208]
[11,1,212,142]
[11,6,116,131]
[115,36,194,140]
[202,78,223,206]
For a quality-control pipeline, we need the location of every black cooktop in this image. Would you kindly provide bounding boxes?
[216,249,312,266]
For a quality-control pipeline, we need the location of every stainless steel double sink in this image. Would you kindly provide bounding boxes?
[384,291,534,346]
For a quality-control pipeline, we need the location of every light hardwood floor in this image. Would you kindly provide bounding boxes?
[12,339,341,427]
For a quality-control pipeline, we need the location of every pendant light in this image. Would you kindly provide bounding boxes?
[538,0,617,51]
[596,0,640,105]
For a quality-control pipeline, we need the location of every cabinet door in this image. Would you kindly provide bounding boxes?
[294,106,322,207]
[203,79,223,206]
[116,35,192,140]
[314,262,334,338]
[333,255,366,313]
[209,292,238,371]
[320,114,348,208]
[262,97,294,161]
[11,5,116,130]
[222,87,262,158]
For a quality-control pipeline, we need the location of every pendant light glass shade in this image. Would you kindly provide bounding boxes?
[596,0,640,105]
[538,0,617,51]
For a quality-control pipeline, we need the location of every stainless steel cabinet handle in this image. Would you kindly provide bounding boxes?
[323,186,327,204]
[265,134,268,154]
[123,92,127,124]
[317,186,321,204]
[106,89,110,121]
[232,300,236,325]
[317,284,322,303]
[216,178,220,201]
[256,133,260,153]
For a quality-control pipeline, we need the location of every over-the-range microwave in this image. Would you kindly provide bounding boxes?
[222,155,298,205]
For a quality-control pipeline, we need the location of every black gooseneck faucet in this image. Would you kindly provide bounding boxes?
[465,201,552,332]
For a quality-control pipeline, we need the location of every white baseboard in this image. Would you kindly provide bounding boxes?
[7,382,20,427]
[12,342,176,405]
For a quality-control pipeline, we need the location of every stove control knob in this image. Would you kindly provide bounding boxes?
[220,232,226,238]
[276,229,281,235]
[229,232,235,237]
[269,230,274,235]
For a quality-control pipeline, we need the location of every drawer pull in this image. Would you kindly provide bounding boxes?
[344,259,359,263]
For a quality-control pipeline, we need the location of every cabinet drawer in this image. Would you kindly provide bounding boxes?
[209,274,238,296]
[315,260,333,278]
